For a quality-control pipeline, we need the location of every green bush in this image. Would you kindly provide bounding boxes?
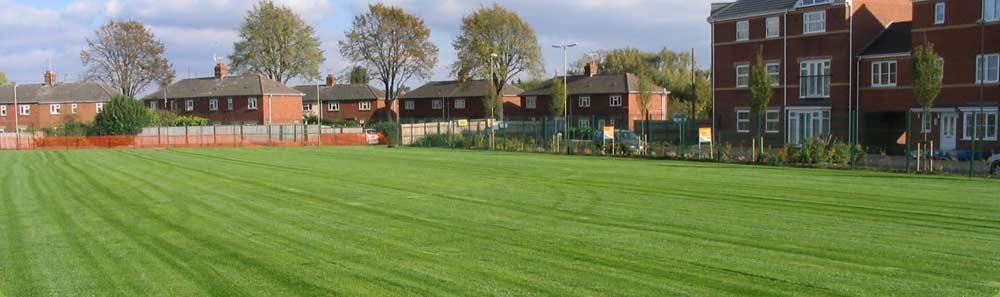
[43,120,92,136]
[779,137,864,166]
[89,95,155,136]
[151,110,178,126]
[170,116,209,127]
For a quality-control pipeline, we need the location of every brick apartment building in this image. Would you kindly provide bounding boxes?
[0,70,117,133]
[143,63,304,125]
[293,74,393,124]
[859,0,1000,154]
[709,0,911,147]
[399,80,523,121]
[519,62,670,130]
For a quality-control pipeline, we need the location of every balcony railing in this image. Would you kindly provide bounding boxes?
[799,74,831,99]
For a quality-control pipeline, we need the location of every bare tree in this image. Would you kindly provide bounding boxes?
[81,20,175,98]
[340,4,438,122]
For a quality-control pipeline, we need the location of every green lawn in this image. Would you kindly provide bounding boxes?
[1,147,999,297]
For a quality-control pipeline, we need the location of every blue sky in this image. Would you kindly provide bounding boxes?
[0,0,713,94]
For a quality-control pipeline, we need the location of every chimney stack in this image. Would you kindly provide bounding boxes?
[584,61,599,77]
[214,62,228,79]
[326,73,337,86]
[44,70,57,86]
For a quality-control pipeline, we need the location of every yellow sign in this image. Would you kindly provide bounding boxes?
[603,125,615,140]
[698,127,713,143]
[457,119,469,127]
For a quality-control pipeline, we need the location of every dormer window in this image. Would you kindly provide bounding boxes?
[798,0,831,7]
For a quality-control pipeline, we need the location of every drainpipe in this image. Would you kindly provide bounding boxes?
[856,56,862,146]
[848,0,855,145]
[711,20,716,145]
[13,83,19,149]
[783,9,789,144]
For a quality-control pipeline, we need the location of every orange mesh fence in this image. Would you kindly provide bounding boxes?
[0,132,381,150]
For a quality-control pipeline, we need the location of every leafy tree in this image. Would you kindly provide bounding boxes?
[549,78,567,117]
[230,1,325,84]
[349,67,370,84]
[80,20,175,98]
[89,95,154,136]
[340,4,438,122]
[0,71,7,85]
[452,4,543,120]
[913,42,943,138]
[514,77,546,91]
[749,48,773,160]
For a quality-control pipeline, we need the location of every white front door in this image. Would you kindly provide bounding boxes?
[939,112,958,152]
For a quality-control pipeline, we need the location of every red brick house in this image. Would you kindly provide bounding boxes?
[709,0,911,147]
[143,63,304,125]
[518,62,670,130]
[0,70,117,133]
[399,80,523,121]
[858,0,1000,154]
[294,74,393,124]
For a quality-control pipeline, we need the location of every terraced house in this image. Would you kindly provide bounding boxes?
[708,0,911,147]
[858,0,1000,154]
[143,62,304,125]
[294,74,393,124]
[519,62,670,130]
[399,80,523,121]
[0,70,116,133]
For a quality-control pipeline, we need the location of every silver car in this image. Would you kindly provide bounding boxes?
[990,153,1000,177]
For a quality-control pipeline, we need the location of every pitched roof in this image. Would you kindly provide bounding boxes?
[860,22,913,57]
[708,0,799,21]
[401,80,524,100]
[519,73,668,96]
[142,75,304,100]
[0,82,118,104]
[293,84,385,102]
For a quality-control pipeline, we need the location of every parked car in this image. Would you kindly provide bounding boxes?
[989,153,1000,177]
[593,129,645,155]
[365,129,380,145]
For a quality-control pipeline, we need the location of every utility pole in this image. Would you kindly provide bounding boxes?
[553,43,577,151]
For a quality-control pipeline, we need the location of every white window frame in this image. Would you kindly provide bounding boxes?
[431,99,443,110]
[766,109,781,133]
[736,110,750,133]
[976,54,1000,83]
[149,101,157,111]
[359,101,372,111]
[871,61,898,87]
[921,112,934,133]
[934,2,945,24]
[248,97,258,110]
[766,17,780,38]
[96,103,104,113]
[578,96,591,108]
[329,102,340,112]
[803,11,826,34]
[303,103,313,112]
[786,108,831,144]
[736,64,750,88]
[50,104,61,115]
[19,104,30,116]
[185,100,194,112]
[798,0,831,7]
[71,103,78,113]
[0,105,6,117]
[985,0,999,22]
[454,99,465,110]
[578,119,590,128]
[404,100,415,110]
[800,59,831,99]
[736,20,750,41]
[227,97,234,111]
[767,63,781,87]
[209,98,219,111]
[610,96,623,107]
[525,96,537,109]
[962,109,999,141]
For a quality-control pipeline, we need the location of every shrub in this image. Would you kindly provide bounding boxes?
[170,116,209,127]
[89,95,154,136]
[43,120,92,136]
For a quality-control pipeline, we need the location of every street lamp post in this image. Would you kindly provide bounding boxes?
[13,83,19,150]
[553,43,577,152]
[488,53,499,150]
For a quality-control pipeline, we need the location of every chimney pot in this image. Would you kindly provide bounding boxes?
[214,62,228,79]
[326,74,336,86]
[585,61,599,77]
[44,70,57,86]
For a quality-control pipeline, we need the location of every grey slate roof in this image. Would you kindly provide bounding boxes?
[142,75,304,100]
[520,73,668,96]
[0,82,117,104]
[293,84,385,102]
[709,0,847,22]
[860,22,913,57]
[402,80,524,100]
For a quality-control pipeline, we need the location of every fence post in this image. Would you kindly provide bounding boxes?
[185,124,189,146]
[905,111,912,173]
[970,110,978,178]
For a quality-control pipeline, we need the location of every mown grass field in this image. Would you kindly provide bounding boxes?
[1,147,999,297]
